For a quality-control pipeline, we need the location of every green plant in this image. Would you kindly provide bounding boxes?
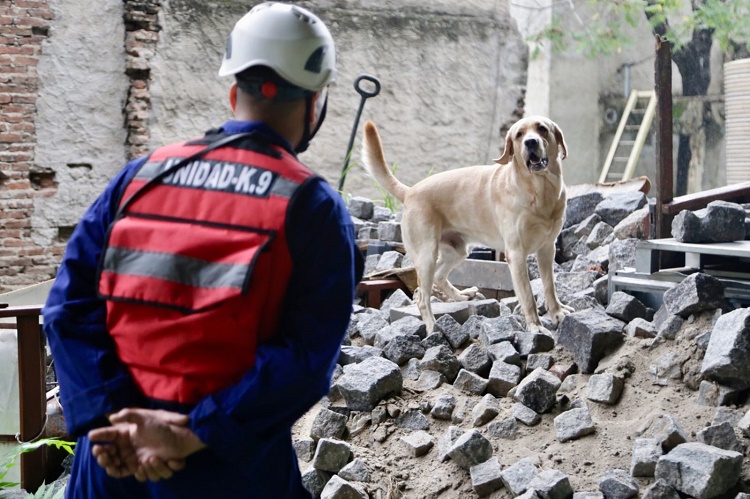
[0,438,75,498]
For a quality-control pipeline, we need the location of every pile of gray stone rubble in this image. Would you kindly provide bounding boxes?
[293,190,750,499]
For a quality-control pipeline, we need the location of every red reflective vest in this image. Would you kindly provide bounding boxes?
[98,133,314,404]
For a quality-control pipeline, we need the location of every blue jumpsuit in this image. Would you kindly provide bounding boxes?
[42,121,364,498]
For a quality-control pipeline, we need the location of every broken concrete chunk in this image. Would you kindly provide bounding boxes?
[447,429,493,470]
[470,456,504,497]
[337,356,403,411]
[399,429,434,457]
[554,405,596,442]
[654,442,743,499]
[514,367,561,414]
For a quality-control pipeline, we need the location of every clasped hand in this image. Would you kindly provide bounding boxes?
[88,408,206,483]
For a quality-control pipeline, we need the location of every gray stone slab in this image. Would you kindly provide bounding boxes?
[654,442,743,499]
[337,356,403,411]
[391,301,474,324]
[702,308,750,390]
[557,310,625,374]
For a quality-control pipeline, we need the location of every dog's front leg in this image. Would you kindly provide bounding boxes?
[507,250,546,334]
[536,243,574,325]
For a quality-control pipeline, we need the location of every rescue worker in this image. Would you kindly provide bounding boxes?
[42,3,363,497]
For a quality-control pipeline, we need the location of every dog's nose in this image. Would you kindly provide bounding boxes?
[524,138,538,148]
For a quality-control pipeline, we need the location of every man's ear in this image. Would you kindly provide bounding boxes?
[229,83,238,113]
[494,128,514,165]
[309,92,320,124]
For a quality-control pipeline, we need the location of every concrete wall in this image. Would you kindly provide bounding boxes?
[150,0,527,201]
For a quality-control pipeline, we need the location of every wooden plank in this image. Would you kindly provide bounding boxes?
[663,181,750,215]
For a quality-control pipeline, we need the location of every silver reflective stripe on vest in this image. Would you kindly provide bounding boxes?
[103,246,249,289]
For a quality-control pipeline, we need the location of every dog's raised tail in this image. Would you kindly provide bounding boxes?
[361,120,408,203]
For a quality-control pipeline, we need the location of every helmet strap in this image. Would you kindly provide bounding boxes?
[295,93,328,153]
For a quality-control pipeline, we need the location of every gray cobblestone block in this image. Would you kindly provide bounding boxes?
[641,479,680,499]
[638,414,688,453]
[625,317,657,338]
[356,313,390,345]
[737,409,750,437]
[320,475,368,499]
[413,370,445,392]
[488,417,518,439]
[348,197,374,220]
[399,430,434,457]
[313,438,352,473]
[421,331,451,350]
[529,469,573,499]
[375,250,403,273]
[630,438,662,477]
[572,493,603,499]
[501,457,539,496]
[702,308,750,390]
[566,192,605,228]
[294,438,316,462]
[438,426,466,462]
[655,442,743,499]
[435,313,469,349]
[480,316,524,346]
[401,357,421,381]
[377,221,402,242]
[358,225,379,240]
[606,291,650,323]
[586,373,624,405]
[557,310,625,373]
[338,345,383,366]
[472,298,506,318]
[554,406,596,442]
[514,331,555,357]
[595,191,647,227]
[302,467,332,498]
[459,343,492,377]
[311,407,348,441]
[420,344,461,383]
[586,221,614,249]
[472,393,500,427]
[379,289,413,319]
[696,421,744,454]
[663,272,725,319]
[487,360,522,397]
[598,469,638,499]
[372,205,393,222]
[488,341,522,366]
[447,429,493,470]
[383,335,425,366]
[526,354,553,372]
[672,200,746,243]
[512,402,541,426]
[470,457,504,497]
[657,314,683,340]
[608,238,638,273]
[390,315,427,339]
[431,393,457,420]
[514,367,561,414]
[574,213,603,238]
[462,315,488,340]
[338,458,371,483]
[337,356,403,411]
[613,206,649,240]
[395,409,430,430]
[454,368,489,395]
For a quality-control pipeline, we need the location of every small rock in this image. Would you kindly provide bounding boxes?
[447,430,493,470]
[472,394,500,427]
[399,430,434,457]
[630,438,662,477]
[554,406,596,442]
[598,469,639,499]
[501,457,539,496]
[313,438,352,473]
[470,457,504,497]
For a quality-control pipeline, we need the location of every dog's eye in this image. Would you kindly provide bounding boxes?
[515,131,522,139]
[538,125,548,134]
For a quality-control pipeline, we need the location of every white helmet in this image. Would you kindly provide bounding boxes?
[219,2,336,92]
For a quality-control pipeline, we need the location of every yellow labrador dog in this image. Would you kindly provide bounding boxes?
[362,116,573,334]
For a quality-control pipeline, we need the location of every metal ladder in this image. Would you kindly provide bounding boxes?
[599,90,657,183]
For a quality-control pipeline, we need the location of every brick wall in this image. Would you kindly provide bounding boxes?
[0,0,60,292]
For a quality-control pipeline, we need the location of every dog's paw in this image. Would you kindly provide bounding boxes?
[528,322,553,336]
[548,303,574,325]
[460,286,479,298]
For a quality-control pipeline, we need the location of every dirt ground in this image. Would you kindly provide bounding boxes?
[292,309,750,498]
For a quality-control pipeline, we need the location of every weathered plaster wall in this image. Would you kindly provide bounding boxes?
[33,0,128,240]
[150,0,527,200]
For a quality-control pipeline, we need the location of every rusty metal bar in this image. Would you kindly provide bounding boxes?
[654,35,674,239]
[0,306,46,493]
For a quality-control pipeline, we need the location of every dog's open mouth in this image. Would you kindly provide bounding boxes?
[526,152,548,171]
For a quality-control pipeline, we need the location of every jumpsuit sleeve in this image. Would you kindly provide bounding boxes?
[188,177,364,461]
[42,159,148,436]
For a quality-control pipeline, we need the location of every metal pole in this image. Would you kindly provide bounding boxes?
[654,35,673,240]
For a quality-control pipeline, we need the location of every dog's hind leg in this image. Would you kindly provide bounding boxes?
[536,242,574,325]
[434,234,478,302]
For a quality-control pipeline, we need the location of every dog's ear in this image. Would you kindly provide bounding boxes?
[551,120,568,160]
[494,128,514,165]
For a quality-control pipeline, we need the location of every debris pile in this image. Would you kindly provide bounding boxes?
[291,192,750,498]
